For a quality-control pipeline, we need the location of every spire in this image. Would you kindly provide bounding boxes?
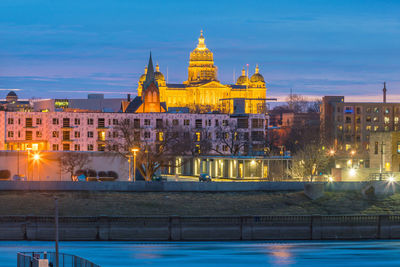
[143,52,157,90]
[383,81,387,103]
[197,30,206,50]
[241,67,245,76]
[156,63,160,72]
[255,64,259,74]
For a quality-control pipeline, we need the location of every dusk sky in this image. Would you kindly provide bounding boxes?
[0,0,399,102]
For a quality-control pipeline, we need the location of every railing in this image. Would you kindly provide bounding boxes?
[17,252,100,267]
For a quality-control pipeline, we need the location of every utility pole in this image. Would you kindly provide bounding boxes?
[54,197,59,267]
[380,141,385,180]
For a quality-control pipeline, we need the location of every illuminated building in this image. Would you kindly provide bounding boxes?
[0,110,266,154]
[136,31,267,113]
[0,91,32,112]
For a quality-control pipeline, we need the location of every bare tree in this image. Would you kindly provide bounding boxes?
[107,119,196,181]
[288,142,329,181]
[213,120,248,156]
[60,152,91,181]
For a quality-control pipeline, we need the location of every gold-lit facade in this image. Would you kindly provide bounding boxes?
[137,31,267,113]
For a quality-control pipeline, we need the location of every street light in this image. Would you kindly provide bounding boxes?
[32,153,41,180]
[131,147,140,182]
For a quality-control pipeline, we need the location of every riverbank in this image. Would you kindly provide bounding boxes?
[1,191,400,216]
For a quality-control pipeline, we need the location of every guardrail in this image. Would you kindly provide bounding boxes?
[17,251,100,267]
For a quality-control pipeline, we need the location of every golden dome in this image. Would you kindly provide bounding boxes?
[154,63,165,82]
[189,30,213,62]
[250,65,265,83]
[236,67,249,85]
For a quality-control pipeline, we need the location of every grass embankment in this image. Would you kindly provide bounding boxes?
[1,191,400,216]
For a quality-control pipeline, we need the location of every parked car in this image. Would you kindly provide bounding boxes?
[199,173,211,182]
[12,175,27,181]
[152,175,166,182]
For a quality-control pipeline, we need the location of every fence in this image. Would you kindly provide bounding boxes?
[17,252,100,267]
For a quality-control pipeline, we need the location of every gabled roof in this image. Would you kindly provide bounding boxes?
[124,96,143,113]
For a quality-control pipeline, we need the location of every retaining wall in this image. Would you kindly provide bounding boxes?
[0,181,397,193]
[2,215,400,241]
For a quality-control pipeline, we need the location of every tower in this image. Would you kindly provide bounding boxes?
[185,30,218,84]
[383,82,387,103]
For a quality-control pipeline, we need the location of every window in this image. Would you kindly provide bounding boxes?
[87,118,93,125]
[63,131,70,141]
[252,119,263,128]
[98,131,105,141]
[345,117,351,123]
[344,106,353,114]
[366,126,371,131]
[157,132,164,141]
[373,117,379,122]
[74,118,80,125]
[385,126,390,131]
[98,118,105,128]
[222,120,228,126]
[366,107,372,113]
[134,131,140,141]
[397,142,400,154]
[385,108,390,114]
[375,142,379,154]
[205,119,211,126]
[195,119,202,128]
[123,119,130,125]
[74,144,80,151]
[87,144,94,151]
[113,119,119,125]
[337,116,342,122]
[87,131,94,138]
[156,119,163,128]
[184,119,190,126]
[366,116,371,122]
[144,132,150,139]
[356,107,361,114]
[63,144,70,151]
[215,119,219,126]
[395,117,399,124]
[7,131,13,138]
[134,119,140,128]
[36,118,42,125]
[337,125,343,131]
[63,118,70,128]
[74,131,80,138]
[36,131,42,138]
[172,119,179,126]
[195,132,201,141]
[52,131,59,138]
[144,119,151,126]
[52,144,59,151]
[374,107,379,113]
[7,118,13,124]
[98,144,105,151]
[25,118,32,127]
[52,118,59,125]
[374,126,379,131]
[112,131,118,138]
[384,117,390,124]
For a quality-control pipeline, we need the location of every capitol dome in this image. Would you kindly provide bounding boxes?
[139,66,148,85]
[189,30,214,62]
[236,67,249,85]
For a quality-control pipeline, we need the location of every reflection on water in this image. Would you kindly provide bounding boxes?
[2,240,400,266]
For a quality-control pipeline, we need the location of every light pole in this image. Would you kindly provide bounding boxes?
[26,148,32,180]
[33,153,40,180]
[128,156,131,181]
[131,147,140,182]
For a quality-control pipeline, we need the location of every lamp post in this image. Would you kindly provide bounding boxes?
[26,148,32,180]
[131,147,140,182]
[33,153,40,180]
[128,156,131,181]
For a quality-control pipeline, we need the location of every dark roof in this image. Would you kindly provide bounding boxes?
[166,83,186,89]
[230,85,247,89]
[124,96,143,113]
[7,91,17,97]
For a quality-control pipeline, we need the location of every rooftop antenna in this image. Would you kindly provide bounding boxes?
[233,68,236,84]
[167,66,169,84]
[383,82,387,103]
[246,64,249,91]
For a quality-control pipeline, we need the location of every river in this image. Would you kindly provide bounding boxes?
[3,240,400,266]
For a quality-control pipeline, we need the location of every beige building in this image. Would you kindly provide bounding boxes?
[369,131,400,172]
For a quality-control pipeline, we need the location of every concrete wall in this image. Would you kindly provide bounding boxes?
[0,180,397,192]
[0,151,129,181]
[2,215,400,241]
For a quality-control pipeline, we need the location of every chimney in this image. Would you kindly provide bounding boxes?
[383,82,387,103]
[127,94,131,102]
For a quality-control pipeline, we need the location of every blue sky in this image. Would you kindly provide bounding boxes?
[0,0,399,101]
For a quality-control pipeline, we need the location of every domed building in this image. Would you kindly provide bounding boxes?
[236,68,249,85]
[6,91,18,103]
[136,31,267,113]
[0,91,32,112]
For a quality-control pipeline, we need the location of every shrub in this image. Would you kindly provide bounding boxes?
[98,171,107,177]
[87,169,97,177]
[107,171,118,180]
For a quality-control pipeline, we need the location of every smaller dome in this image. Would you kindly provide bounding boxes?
[154,64,165,82]
[6,91,18,102]
[250,65,265,83]
[7,91,17,97]
[250,73,265,83]
[236,67,249,85]
[139,66,148,84]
